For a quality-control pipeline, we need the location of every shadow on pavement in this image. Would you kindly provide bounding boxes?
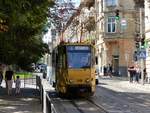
[0,87,42,113]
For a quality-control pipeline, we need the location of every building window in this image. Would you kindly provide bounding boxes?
[106,0,117,6]
[107,17,116,33]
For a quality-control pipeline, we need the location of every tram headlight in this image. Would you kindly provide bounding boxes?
[85,78,91,83]
[69,79,74,83]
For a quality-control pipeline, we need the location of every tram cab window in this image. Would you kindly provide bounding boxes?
[67,46,91,68]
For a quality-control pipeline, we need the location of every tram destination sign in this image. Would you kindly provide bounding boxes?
[67,46,90,51]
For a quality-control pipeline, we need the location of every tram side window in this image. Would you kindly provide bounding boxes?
[52,51,56,67]
[56,53,58,68]
[95,56,98,65]
[91,49,95,66]
[57,54,63,68]
[63,54,66,68]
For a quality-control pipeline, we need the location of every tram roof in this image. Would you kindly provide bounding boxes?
[58,42,94,46]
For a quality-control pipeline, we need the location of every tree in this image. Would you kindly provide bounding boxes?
[0,0,54,71]
[84,16,96,33]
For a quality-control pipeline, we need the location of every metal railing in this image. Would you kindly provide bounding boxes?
[46,92,57,113]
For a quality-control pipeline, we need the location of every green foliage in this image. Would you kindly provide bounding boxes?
[15,72,32,79]
[0,0,53,71]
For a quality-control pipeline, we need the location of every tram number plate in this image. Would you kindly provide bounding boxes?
[80,88,86,92]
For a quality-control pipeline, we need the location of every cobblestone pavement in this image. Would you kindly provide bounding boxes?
[98,76,150,93]
[0,81,42,113]
[95,76,150,113]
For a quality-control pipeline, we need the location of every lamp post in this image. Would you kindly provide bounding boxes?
[139,8,145,85]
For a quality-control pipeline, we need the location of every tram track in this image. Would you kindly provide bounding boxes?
[48,91,108,113]
[70,97,108,113]
[86,98,109,113]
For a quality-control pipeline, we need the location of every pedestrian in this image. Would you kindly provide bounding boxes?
[147,72,150,84]
[107,64,113,77]
[0,70,3,87]
[5,66,15,95]
[134,63,140,83]
[43,72,47,79]
[103,65,107,76]
[15,75,21,94]
[143,68,147,82]
[0,64,3,87]
[128,64,135,83]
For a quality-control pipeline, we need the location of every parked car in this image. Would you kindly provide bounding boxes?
[35,63,47,73]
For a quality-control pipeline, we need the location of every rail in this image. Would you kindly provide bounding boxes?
[46,92,57,113]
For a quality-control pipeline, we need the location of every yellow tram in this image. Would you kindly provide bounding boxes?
[52,42,96,96]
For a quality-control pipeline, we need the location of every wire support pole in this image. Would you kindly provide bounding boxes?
[140,8,145,85]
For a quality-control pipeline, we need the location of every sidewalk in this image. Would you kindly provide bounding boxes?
[99,76,150,93]
[0,81,42,113]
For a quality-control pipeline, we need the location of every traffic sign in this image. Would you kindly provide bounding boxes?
[121,19,127,26]
[121,19,127,30]
[137,49,147,59]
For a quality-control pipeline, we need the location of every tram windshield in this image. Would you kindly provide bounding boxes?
[67,46,91,68]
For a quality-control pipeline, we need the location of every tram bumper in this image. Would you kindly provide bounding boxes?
[67,84,94,94]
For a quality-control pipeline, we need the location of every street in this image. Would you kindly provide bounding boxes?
[1,0,150,113]
[93,76,150,113]
[1,75,150,113]
[48,76,150,113]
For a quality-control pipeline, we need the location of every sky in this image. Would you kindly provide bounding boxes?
[43,0,81,43]
[75,0,80,7]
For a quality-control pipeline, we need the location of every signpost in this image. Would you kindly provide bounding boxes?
[140,8,144,85]
[125,52,129,77]
[121,19,127,30]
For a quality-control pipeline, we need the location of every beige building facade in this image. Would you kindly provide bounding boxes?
[95,0,141,76]
[62,0,143,76]
[63,0,96,43]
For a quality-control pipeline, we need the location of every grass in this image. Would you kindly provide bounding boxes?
[14,72,32,79]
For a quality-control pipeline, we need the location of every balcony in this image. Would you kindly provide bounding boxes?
[103,0,120,12]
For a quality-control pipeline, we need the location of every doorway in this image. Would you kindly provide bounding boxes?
[112,55,119,76]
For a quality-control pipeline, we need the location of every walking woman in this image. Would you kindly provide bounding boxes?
[5,66,15,95]
[135,63,140,83]
[128,66,134,83]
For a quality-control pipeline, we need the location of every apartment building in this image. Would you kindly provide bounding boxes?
[95,0,143,76]
[145,0,150,77]
[63,0,95,42]
[62,0,144,77]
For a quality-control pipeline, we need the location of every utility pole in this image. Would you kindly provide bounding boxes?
[140,8,144,85]
[80,22,83,42]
